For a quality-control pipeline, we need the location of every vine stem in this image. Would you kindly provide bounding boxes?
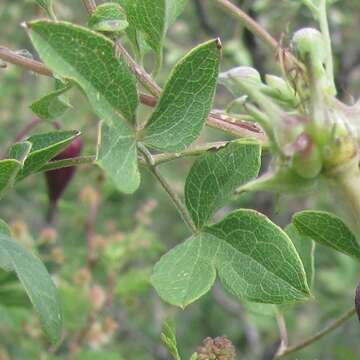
[212,0,278,52]
[37,155,96,172]
[275,312,288,356]
[138,143,197,233]
[82,0,97,14]
[0,46,52,76]
[319,0,337,95]
[275,307,356,358]
[114,39,162,97]
[0,46,265,142]
[212,0,302,69]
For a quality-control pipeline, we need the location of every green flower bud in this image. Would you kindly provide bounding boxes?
[292,134,323,179]
[323,136,358,170]
[292,28,326,64]
[88,3,129,35]
[219,66,263,97]
[263,74,297,105]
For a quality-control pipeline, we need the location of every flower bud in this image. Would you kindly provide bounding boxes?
[263,75,297,105]
[323,136,357,170]
[51,247,65,264]
[45,137,82,220]
[73,267,92,287]
[219,66,263,97]
[88,3,129,35]
[292,133,323,179]
[90,285,106,311]
[39,226,57,245]
[292,28,326,64]
[197,336,236,360]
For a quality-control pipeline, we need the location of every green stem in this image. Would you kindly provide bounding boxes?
[328,156,360,233]
[152,141,231,166]
[212,0,278,52]
[138,143,196,233]
[319,0,337,95]
[275,307,356,358]
[37,156,96,172]
[302,0,318,14]
[275,312,288,356]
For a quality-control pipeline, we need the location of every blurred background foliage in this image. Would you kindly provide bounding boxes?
[0,0,360,359]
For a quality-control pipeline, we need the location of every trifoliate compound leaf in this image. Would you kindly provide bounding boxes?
[152,209,310,307]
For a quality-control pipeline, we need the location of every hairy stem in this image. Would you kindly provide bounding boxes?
[153,141,231,165]
[212,0,301,69]
[114,40,162,97]
[275,312,288,356]
[37,156,96,172]
[82,0,97,14]
[213,0,278,51]
[319,0,337,95]
[0,45,265,142]
[0,46,52,76]
[275,307,356,358]
[138,143,197,233]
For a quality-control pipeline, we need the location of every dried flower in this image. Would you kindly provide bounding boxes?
[197,336,236,360]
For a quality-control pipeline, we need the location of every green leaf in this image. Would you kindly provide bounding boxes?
[17,130,80,180]
[89,3,129,34]
[185,140,261,229]
[152,209,310,308]
[0,219,10,236]
[9,142,32,165]
[0,160,22,199]
[115,0,166,57]
[28,20,138,125]
[96,120,140,194]
[286,224,315,288]
[143,39,221,152]
[168,0,189,23]
[293,210,360,260]
[0,233,62,343]
[161,319,181,360]
[30,82,72,121]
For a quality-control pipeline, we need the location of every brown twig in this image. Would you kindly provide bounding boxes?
[114,39,162,97]
[275,307,356,358]
[0,46,266,142]
[82,0,97,15]
[213,0,278,51]
[212,0,302,69]
[0,46,53,76]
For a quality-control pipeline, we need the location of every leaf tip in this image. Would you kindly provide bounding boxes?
[215,37,222,50]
